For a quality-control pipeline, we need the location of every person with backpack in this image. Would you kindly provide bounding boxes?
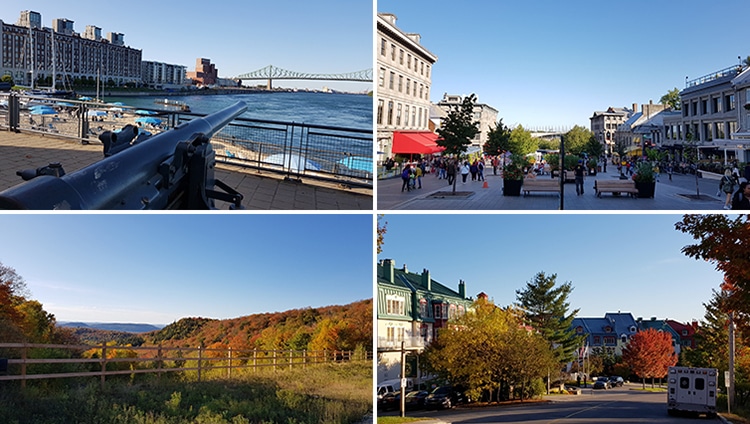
[720,168,736,209]
[401,164,412,192]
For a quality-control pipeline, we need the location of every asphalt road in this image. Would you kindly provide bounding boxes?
[380,385,721,423]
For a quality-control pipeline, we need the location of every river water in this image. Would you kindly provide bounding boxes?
[105,91,373,131]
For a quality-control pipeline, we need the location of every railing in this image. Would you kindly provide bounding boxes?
[377,336,427,350]
[686,65,743,88]
[0,93,373,188]
[0,342,371,389]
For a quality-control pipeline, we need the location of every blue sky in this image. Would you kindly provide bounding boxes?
[1,0,372,92]
[378,214,724,324]
[377,0,750,129]
[0,214,373,325]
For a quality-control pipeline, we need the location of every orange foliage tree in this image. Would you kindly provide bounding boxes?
[622,328,677,388]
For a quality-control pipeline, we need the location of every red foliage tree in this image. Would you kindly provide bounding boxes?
[622,328,678,388]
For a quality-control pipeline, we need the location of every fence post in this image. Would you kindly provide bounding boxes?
[228,347,232,379]
[21,344,27,390]
[197,346,203,382]
[324,349,327,364]
[157,344,163,380]
[253,348,257,373]
[303,350,307,369]
[289,350,293,371]
[100,342,107,390]
[273,350,277,372]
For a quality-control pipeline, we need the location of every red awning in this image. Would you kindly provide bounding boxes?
[392,131,444,154]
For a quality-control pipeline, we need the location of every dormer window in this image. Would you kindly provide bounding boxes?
[604,326,612,333]
[576,326,583,334]
[682,330,688,336]
[629,326,637,333]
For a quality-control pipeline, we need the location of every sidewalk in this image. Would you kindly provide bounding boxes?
[377,165,731,211]
[0,131,371,210]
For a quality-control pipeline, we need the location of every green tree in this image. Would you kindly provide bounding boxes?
[484,118,512,155]
[515,272,583,364]
[660,88,681,110]
[583,136,604,159]
[436,94,479,193]
[1,74,14,86]
[508,125,538,156]
[563,126,595,156]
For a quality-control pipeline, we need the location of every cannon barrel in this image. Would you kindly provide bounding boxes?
[0,101,247,210]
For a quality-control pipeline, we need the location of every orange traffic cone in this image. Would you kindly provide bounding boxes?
[482,181,489,188]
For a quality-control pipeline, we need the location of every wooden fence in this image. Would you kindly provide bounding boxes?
[0,342,371,389]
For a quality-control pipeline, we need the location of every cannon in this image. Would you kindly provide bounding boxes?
[0,101,248,210]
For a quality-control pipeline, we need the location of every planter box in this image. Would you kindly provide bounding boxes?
[635,181,655,198]
[503,179,523,196]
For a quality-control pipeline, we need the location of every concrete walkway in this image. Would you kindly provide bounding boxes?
[0,131,371,210]
[377,165,734,211]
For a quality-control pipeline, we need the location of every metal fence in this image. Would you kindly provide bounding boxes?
[0,93,373,187]
[0,342,372,389]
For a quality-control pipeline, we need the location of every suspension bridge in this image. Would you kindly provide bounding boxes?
[235,65,372,89]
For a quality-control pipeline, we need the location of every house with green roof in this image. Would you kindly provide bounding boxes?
[377,258,474,384]
[637,316,683,355]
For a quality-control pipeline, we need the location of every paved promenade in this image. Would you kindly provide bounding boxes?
[378,165,734,211]
[0,131,372,210]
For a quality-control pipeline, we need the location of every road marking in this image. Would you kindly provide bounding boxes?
[549,401,618,423]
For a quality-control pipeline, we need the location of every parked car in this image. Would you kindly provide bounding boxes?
[593,377,611,390]
[404,390,430,410]
[424,386,469,409]
[609,376,624,387]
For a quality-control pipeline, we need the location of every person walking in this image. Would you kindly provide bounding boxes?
[415,165,423,189]
[469,160,478,181]
[460,161,470,184]
[447,160,456,186]
[720,169,736,209]
[401,164,412,192]
[477,160,485,181]
[574,160,586,195]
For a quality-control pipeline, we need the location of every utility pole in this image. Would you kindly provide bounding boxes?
[559,134,565,210]
[400,341,406,417]
[728,311,735,411]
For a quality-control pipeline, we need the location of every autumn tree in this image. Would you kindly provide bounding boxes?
[515,272,583,364]
[377,215,387,254]
[675,214,750,316]
[421,297,556,402]
[622,328,677,388]
[436,94,479,193]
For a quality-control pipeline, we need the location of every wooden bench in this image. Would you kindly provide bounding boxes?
[522,178,561,197]
[551,169,576,182]
[594,179,639,198]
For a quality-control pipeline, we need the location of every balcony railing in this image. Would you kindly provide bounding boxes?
[686,65,743,88]
[377,336,427,350]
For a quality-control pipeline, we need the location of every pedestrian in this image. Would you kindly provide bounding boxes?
[460,161,470,184]
[401,164,411,192]
[720,169,736,209]
[574,160,585,195]
[447,160,456,185]
[415,165,423,189]
[653,163,660,182]
[492,156,499,175]
[470,160,478,181]
[477,160,485,181]
[577,375,582,387]
[667,162,673,181]
[732,181,750,210]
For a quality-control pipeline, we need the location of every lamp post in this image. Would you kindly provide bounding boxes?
[559,134,565,210]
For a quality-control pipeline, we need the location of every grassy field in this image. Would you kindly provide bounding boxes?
[0,361,371,424]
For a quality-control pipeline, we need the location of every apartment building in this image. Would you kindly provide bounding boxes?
[141,60,187,89]
[591,106,633,156]
[376,13,438,160]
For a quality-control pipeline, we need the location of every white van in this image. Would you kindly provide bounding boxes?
[377,379,412,399]
[667,366,718,418]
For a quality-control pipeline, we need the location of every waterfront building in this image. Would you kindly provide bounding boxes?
[186,58,218,86]
[141,60,187,89]
[0,10,142,88]
[571,312,638,357]
[662,62,749,165]
[434,93,498,155]
[376,13,438,162]
[377,258,473,385]
[590,106,634,156]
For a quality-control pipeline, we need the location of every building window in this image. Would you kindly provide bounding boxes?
[391,44,396,61]
[420,62,424,75]
[389,72,395,90]
[411,108,416,127]
[407,54,412,69]
[378,68,385,87]
[701,99,708,115]
[715,122,725,139]
[386,294,405,316]
[726,94,736,111]
[399,49,404,65]
[576,326,583,334]
[404,105,409,127]
[593,336,601,345]
[377,99,383,125]
[419,84,423,99]
[398,75,403,92]
[433,303,442,319]
[712,96,721,113]
[704,123,712,141]
[448,304,457,320]
[380,38,387,56]
[604,336,615,345]
[386,327,394,341]
[387,101,394,125]
[406,79,411,96]
[396,103,402,126]
[419,298,428,318]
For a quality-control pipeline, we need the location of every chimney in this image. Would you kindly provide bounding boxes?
[382,259,395,283]
[632,103,638,113]
[458,280,466,299]
[691,320,699,330]
[422,268,431,291]
[402,263,408,274]
[651,316,657,321]
[477,292,488,300]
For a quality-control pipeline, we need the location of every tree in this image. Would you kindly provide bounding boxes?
[436,94,479,193]
[515,272,583,364]
[421,298,556,402]
[508,125,538,156]
[1,74,14,86]
[484,118,512,155]
[583,136,604,159]
[660,88,681,110]
[377,215,387,254]
[563,126,595,156]
[675,214,750,316]
[621,328,677,388]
